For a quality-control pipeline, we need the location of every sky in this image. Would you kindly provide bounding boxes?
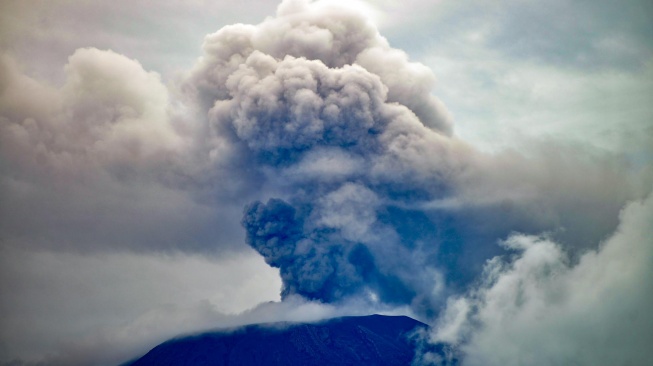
[0,0,652,365]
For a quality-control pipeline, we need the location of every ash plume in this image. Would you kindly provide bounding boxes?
[1,0,650,364]
[178,0,639,308]
[179,0,459,307]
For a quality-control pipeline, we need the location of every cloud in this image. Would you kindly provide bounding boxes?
[200,4,457,304]
[1,47,180,173]
[0,49,251,254]
[0,250,410,366]
[426,189,653,366]
[1,0,651,364]
[185,0,453,134]
[0,247,281,366]
[182,0,647,311]
[1,0,643,272]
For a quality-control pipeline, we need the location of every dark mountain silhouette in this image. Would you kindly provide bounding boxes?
[123,314,436,366]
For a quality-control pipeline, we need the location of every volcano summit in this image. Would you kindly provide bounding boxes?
[124,314,446,366]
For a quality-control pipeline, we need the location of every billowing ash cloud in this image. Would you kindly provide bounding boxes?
[0,0,642,304]
[223,52,454,305]
[186,0,452,134]
[175,0,644,308]
[180,0,460,307]
[1,1,650,364]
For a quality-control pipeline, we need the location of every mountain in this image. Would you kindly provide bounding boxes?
[124,314,431,366]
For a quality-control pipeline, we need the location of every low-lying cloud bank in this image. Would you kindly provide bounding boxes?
[1,0,651,365]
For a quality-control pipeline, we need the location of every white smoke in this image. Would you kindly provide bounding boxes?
[426,190,653,365]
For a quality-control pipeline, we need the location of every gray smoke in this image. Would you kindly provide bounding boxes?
[177,0,642,308]
[1,0,644,325]
[179,0,470,307]
[1,1,650,364]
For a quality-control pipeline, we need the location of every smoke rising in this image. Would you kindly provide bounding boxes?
[1,0,651,364]
[179,0,459,306]
[177,0,644,307]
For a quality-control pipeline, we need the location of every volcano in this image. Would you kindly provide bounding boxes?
[124,314,435,366]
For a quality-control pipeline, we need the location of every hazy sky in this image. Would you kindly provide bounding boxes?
[1,1,652,365]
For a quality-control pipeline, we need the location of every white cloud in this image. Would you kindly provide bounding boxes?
[429,190,653,366]
[0,248,281,366]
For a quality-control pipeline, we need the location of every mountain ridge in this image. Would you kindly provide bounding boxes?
[123,314,431,366]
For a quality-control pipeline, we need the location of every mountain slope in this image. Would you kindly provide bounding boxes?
[125,314,428,366]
